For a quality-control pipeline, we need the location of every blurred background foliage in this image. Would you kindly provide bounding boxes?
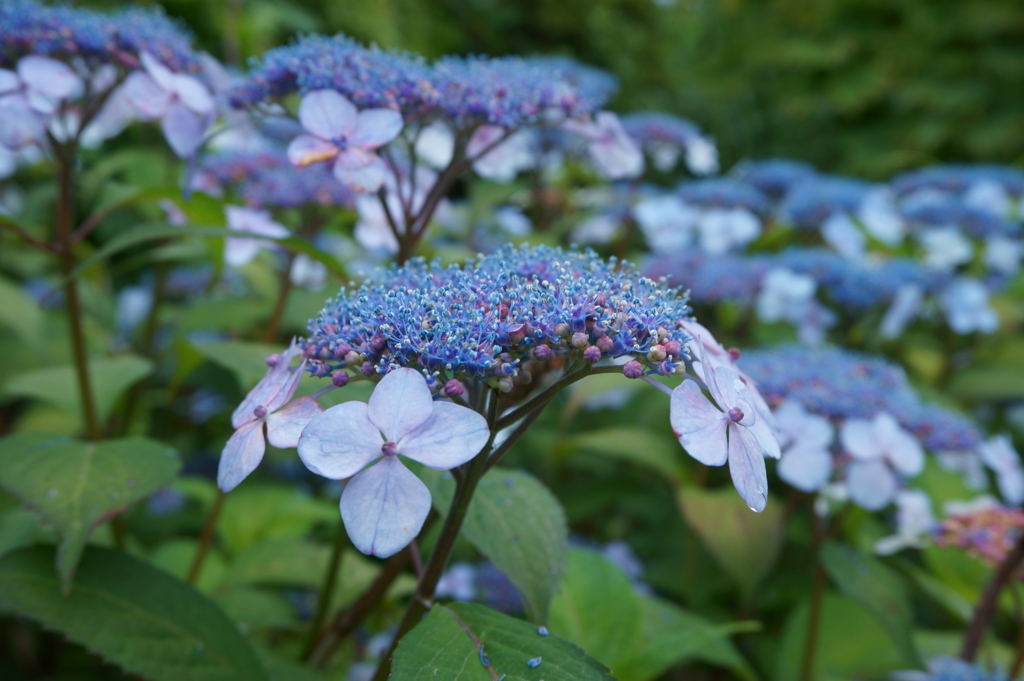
[83,0,1024,179]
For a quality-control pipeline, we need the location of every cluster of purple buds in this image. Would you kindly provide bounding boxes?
[301,244,694,389]
[934,506,1024,570]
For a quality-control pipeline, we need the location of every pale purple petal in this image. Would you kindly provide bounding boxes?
[0,69,19,94]
[749,415,782,460]
[123,71,171,118]
[266,396,324,449]
[17,56,82,101]
[398,402,489,470]
[224,237,261,267]
[170,73,214,115]
[349,108,403,149]
[333,148,388,193]
[839,418,882,460]
[466,125,506,157]
[230,351,295,428]
[25,89,58,115]
[0,94,45,149]
[777,445,833,492]
[298,89,357,140]
[728,424,769,512]
[340,456,432,557]
[140,52,175,91]
[217,419,266,492]
[711,365,754,425]
[226,205,289,239]
[297,401,384,479]
[161,102,210,158]
[264,360,306,414]
[367,368,434,442]
[847,460,898,510]
[670,379,728,466]
[874,413,925,476]
[287,133,338,167]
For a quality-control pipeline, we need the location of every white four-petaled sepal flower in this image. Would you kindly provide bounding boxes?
[670,341,781,512]
[774,400,835,493]
[218,340,322,492]
[298,368,490,558]
[287,89,403,193]
[123,53,215,158]
[978,435,1024,505]
[563,111,644,180]
[224,205,290,267]
[840,412,924,511]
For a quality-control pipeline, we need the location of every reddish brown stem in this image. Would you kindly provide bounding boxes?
[187,489,226,584]
[962,532,1024,661]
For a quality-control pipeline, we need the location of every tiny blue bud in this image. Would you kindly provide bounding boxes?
[527,657,542,668]
[537,626,549,636]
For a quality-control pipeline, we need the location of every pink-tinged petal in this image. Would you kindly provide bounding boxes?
[123,71,170,118]
[670,379,728,466]
[217,419,266,492]
[777,445,833,492]
[161,102,210,158]
[0,94,45,149]
[333,149,388,193]
[171,73,215,115]
[727,424,769,512]
[298,89,357,140]
[340,456,432,557]
[140,52,175,91]
[367,367,434,442]
[839,418,882,460]
[18,56,83,101]
[847,460,897,510]
[266,396,323,449]
[298,401,384,479]
[230,352,294,428]
[0,69,19,94]
[874,413,924,476]
[398,402,490,470]
[349,108,403,149]
[287,133,338,167]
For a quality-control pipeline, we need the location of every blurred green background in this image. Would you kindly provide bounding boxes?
[85,0,1024,179]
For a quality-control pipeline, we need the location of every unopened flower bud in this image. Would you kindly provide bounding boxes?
[655,361,674,376]
[623,360,643,379]
[532,344,554,361]
[309,360,330,377]
[554,323,571,338]
[360,361,375,377]
[331,370,349,388]
[596,336,614,352]
[333,343,352,359]
[663,340,682,357]
[508,327,526,344]
[345,350,362,366]
[443,378,465,398]
[571,332,589,349]
[583,345,601,362]
[370,336,387,353]
[728,347,742,360]
[265,353,281,367]
[657,326,668,342]
[496,376,515,393]
[518,369,533,384]
[648,344,667,362]
[728,407,745,423]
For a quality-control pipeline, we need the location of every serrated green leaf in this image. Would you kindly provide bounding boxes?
[820,542,920,666]
[614,597,758,681]
[562,428,683,483]
[898,559,973,624]
[0,433,180,593]
[0,277,42,342]
[192,340,284,388]
[677,485,784,598]
[216,587,297,631]
[2,355,153,423]
[218,486,338,555]
[0,545,268,681]
[428,468,567,623]
[392,601,615,681]
[548,547,644,671]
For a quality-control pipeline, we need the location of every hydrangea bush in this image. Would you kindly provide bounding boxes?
[1,2,1024,680]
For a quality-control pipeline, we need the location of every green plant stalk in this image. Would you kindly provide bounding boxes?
[369,390,501,681]
[800,510,826,681]
[55,153,102,442]
[263,251,296,344]
[186,489,227,584]
[302,521,348,661]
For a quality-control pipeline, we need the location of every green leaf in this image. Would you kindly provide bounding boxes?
[898,559,973,624]
[948,368,1024,400]
[218,486,338,556]
[428,468,568,623]
[0,545,268,681]
[614,597,758,681]
[0,433,180,593]
[548,547,644,671]
[677,485,784,598]
[221,536,331,589]
[562,427,683,483]
[2,355,153,423]
[392,601,615,681]
[62,223,347,285]
[192,340,284,388]
[0,277,42,342]
[820,542,920,666]
[216,587,297,631]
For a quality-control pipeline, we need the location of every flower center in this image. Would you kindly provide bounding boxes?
[254,405,268,419]
[381,441,398,457]
[727,407,745,423]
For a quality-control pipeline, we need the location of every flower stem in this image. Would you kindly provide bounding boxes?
[55,155,102,442]
[264,253,296,343]
[301,520,348,661]
[800,511,826,681]
[187,489,226,584]
[961,530,1024,661]
[370,390,501,681]
[494,361,624,431]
